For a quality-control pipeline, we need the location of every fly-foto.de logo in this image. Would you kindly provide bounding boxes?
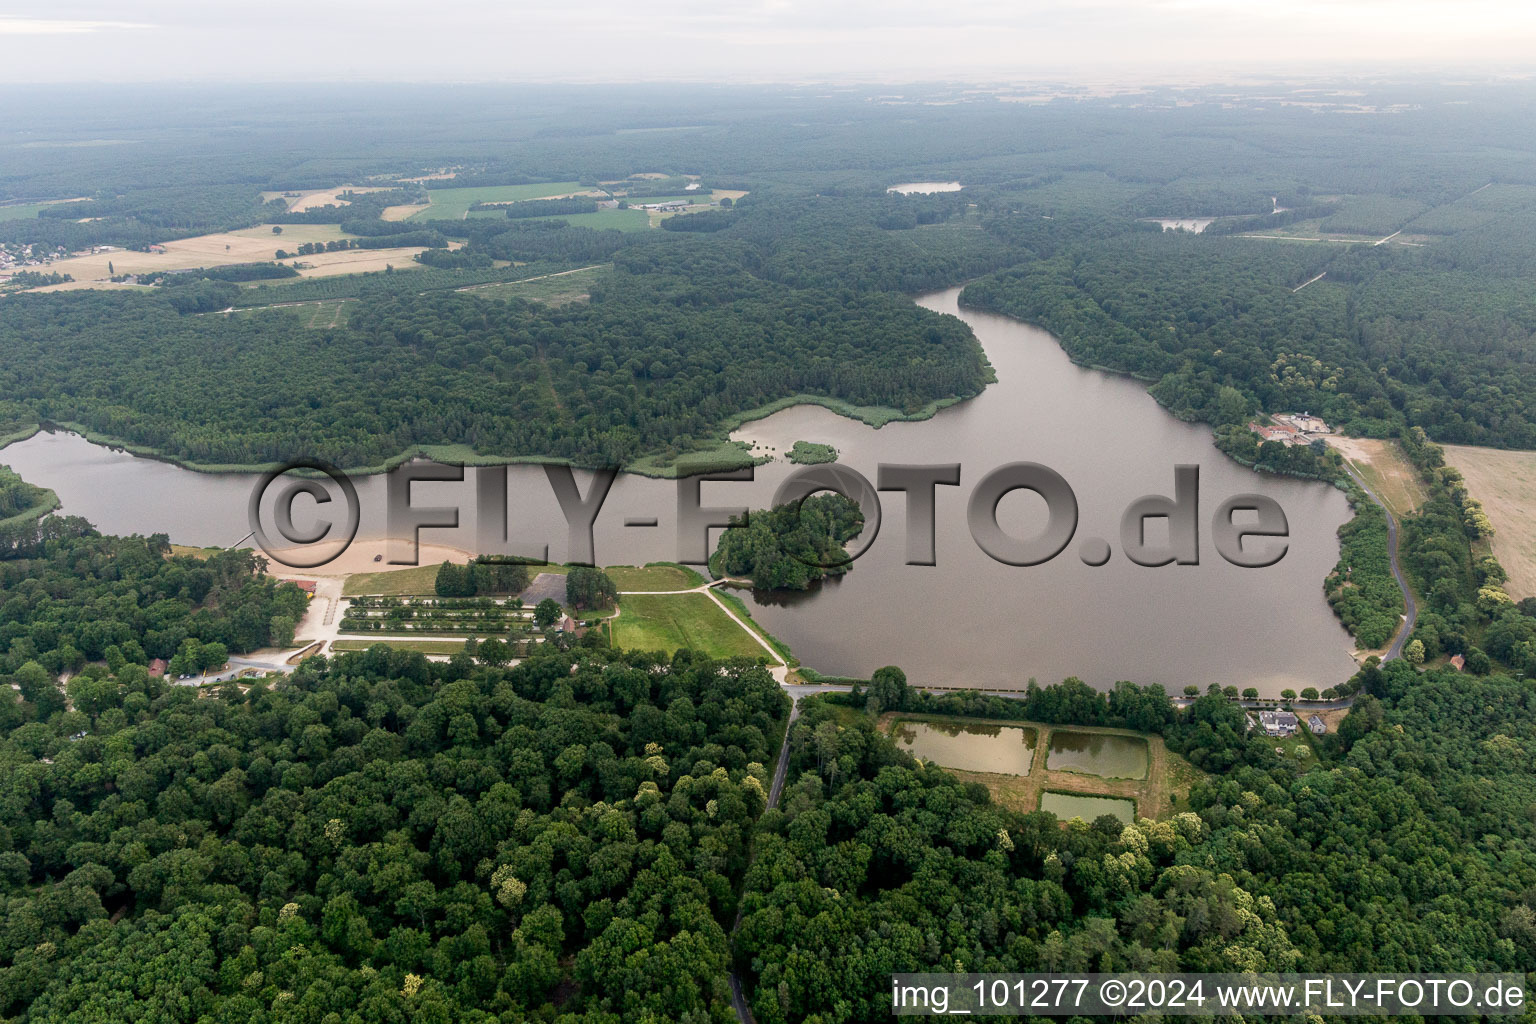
[249,460,1289,570]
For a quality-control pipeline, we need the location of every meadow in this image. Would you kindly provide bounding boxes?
[611,592,769,660]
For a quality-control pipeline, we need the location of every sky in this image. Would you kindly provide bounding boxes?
[1,1,1534,83]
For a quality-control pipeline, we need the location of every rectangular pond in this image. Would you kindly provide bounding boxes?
[891,719,1036,775]
[1039,791,1135,824]
[1045,731,1148,779]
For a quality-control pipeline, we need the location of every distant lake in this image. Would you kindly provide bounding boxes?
[887,181,962,194]
[890,719,1036,774]
[0,287,1359,695]
[1039,792,1135,824]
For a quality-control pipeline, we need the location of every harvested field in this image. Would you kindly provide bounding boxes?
[1326,436,1426,520]
[1442,444,1536,599]
[288,247,429,277]
[260,186,391,212]
[381,203,427,221]
[8,224,353,285]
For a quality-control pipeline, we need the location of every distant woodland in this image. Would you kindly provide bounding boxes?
[5,82,1536,469]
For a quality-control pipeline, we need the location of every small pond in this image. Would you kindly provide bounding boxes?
[891,719,1036,775]
[1045,731,1148,779]
[1039,791,1135,824]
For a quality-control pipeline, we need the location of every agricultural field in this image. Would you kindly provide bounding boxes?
[408,181,585,220]
[0,199,88,221]
[6,223,354,285]
[286,246,430,277]
[259,185,392,212]
[611,592,768,660]
[1442,443,1536,599]
[523,209,652,232]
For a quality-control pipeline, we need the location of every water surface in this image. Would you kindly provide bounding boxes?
[728,287,1358,695]
[1045,731,1148,779]
[890,719,1036,774]
[1039,792,1135,824]
[0,287,1359,694]
[887,181,962,194]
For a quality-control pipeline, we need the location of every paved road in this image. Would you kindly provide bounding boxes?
[167,653,299,686]
[1340,463,1417,661]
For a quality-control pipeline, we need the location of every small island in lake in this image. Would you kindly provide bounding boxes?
[711,493,864,590]
[787,440,838,465]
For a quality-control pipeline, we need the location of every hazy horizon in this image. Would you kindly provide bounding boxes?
[2,1,1535,84]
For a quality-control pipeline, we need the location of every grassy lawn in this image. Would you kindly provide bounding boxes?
[342,563,441,596]
[1267,730,1325,770]
[710,587,794,664]
[606,563,704,591]
[331,638,471,655]
[169,544,222,560]
[0,202,58,222]
[522,209,652,232]
[409,182,584,220]
[612,593,767,660]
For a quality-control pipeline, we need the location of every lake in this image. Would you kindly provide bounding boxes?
[1039,792,1135,824]
[1044,731,1148,779]
[887,181,962,194]
[0,286,1359,694]
[890,719,1037,774]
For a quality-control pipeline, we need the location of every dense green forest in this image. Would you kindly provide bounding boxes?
[0,465,53,525]
[3,613,1532,1021]
[735,662,1536,1021]
[711,495,865,591]
[0,643,788,1021]
[961,207,1536,449]
[0,525,309,683]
